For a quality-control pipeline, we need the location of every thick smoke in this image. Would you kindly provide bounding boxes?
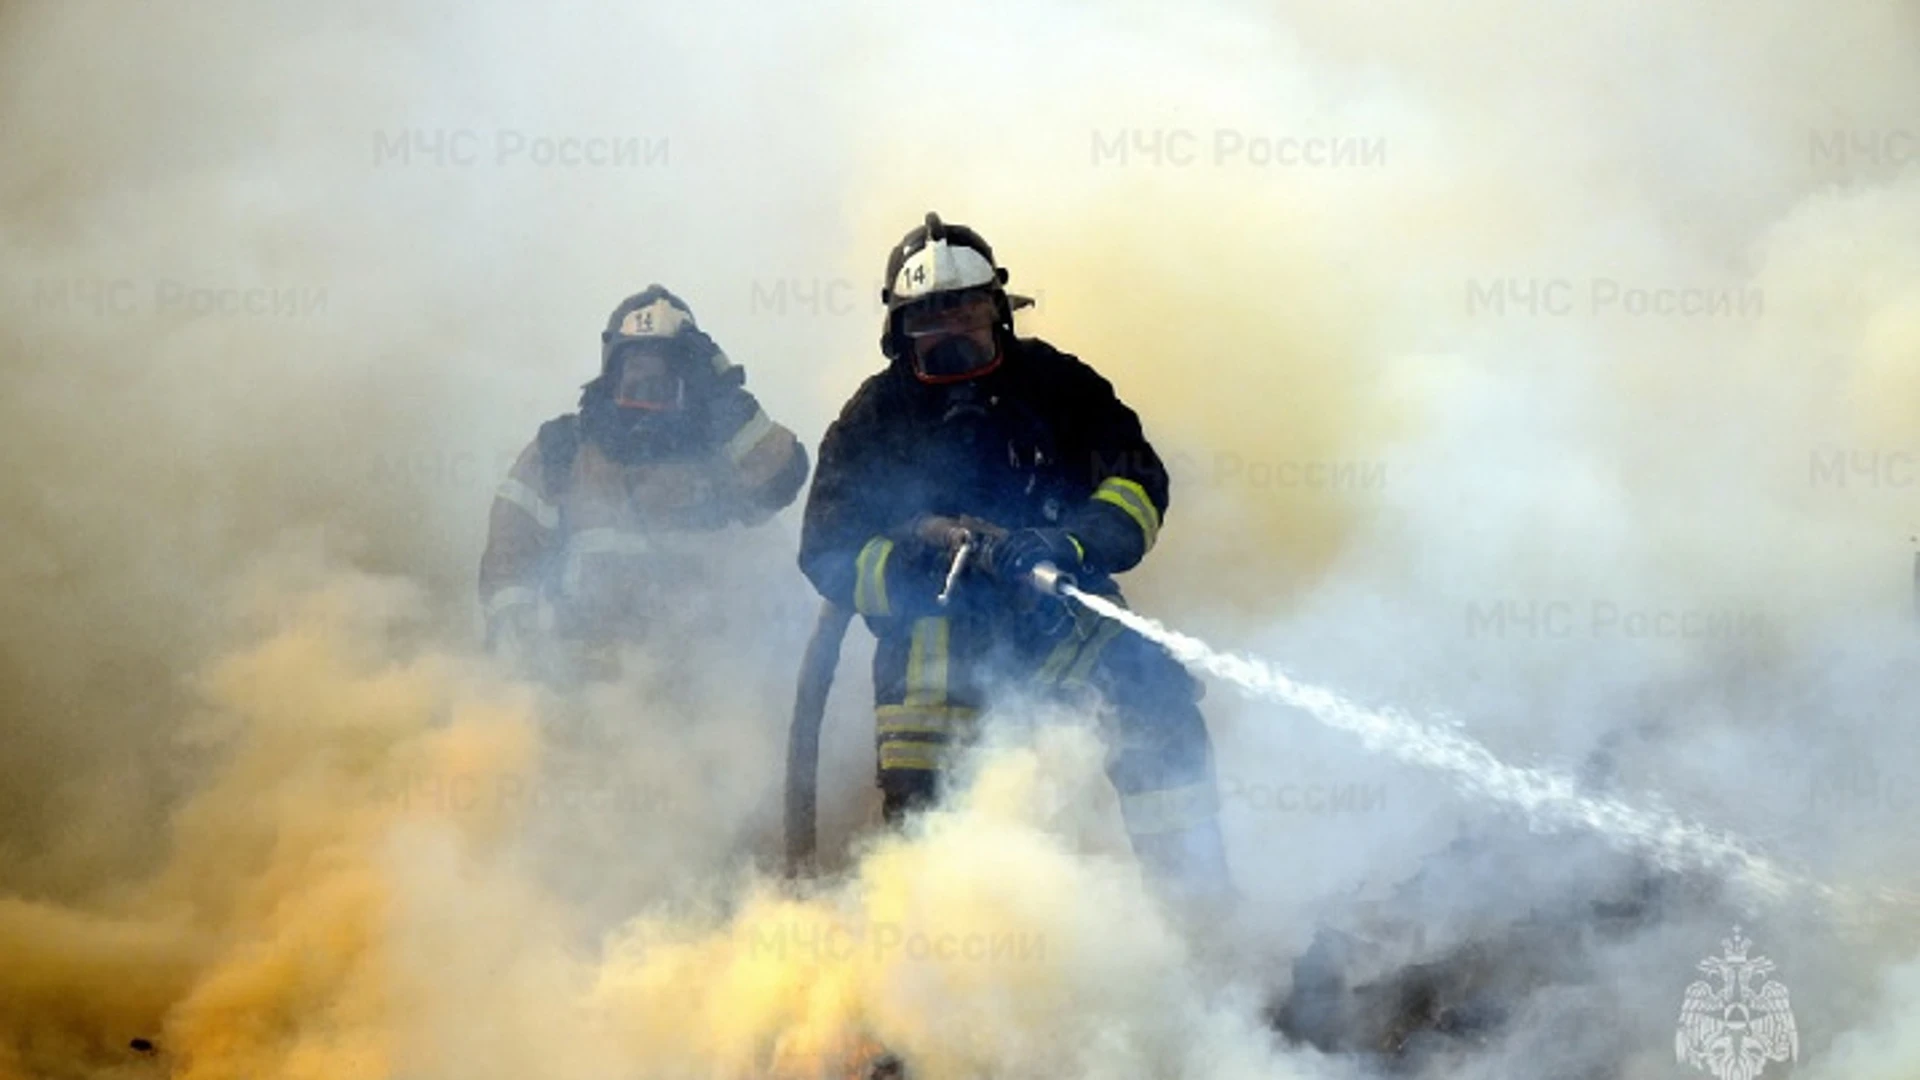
[3,0,1918,1078]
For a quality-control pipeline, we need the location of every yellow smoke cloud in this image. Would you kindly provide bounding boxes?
[0,556,1241,1080]
[0,556,554,1080]
[590,722,1209,1080]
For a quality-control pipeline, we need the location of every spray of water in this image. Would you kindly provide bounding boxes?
[1061,584,1918,926]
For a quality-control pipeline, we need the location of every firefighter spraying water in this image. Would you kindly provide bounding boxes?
[788,212,1233,914]
[783,213,1843,913]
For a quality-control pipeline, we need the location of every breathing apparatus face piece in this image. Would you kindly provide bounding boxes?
[900,289,1001,383]
[610,344,686,412]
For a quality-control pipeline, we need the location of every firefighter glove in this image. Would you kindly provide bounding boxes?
[985,527,1084,584]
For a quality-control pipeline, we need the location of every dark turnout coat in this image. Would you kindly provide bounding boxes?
[797,336,1169,620]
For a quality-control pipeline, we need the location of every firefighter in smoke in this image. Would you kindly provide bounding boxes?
[796,213,1232,902]
[480,285,808,684]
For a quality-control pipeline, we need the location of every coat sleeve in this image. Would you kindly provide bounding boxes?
[706,385,809,523]
[478,433,562,641]
[796,378,938,617]
[1058,359,1169,577]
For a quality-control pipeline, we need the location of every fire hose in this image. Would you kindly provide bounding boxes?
[782,518,1074,878]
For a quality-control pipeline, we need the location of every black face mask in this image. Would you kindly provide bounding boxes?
[582,390,701,463]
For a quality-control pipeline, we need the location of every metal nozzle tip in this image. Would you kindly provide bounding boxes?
[1027,562,1075,597]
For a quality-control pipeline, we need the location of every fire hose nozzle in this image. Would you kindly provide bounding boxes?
[1026,561,1076,597]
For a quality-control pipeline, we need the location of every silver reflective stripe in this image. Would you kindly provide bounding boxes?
[724,407,776,464]
[495,477,558,530]
[483,584,539,620]
[560,527,652,597]
[1119,782,1220,836]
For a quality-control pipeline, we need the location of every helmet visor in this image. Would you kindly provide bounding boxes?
[899,289,997,338]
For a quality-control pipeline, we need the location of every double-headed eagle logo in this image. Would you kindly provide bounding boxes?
[1676,926,1799,1080]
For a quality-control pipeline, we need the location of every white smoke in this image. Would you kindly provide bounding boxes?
[3,0,1918,1077]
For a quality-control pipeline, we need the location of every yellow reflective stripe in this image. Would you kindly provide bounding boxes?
[1102,477,1162,532]
[1092,477,1161,552]
[1067,534,1085,562]
[1061,620,1125,686]
[853,537,893,617]
[1119,782,1220,836]
[875,704,978,721]
[875,705,978,739]
[1034,637,1081,684]
[877,722,950,738]
[903,617,949,707]
[879,742,945,772]
[1034,600,1127,687]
